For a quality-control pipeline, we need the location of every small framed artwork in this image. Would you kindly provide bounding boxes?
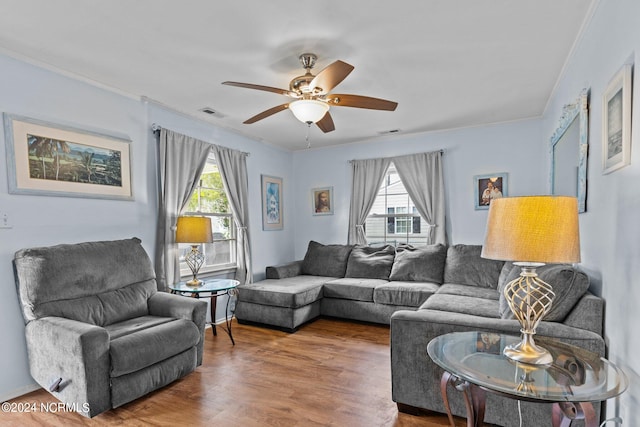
[474,173,507,210]
[3,114,133,200]
[261,174,283,230]
[312,186,333,215]
[602,63,633,174]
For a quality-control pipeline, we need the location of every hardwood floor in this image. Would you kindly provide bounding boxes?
[3,318,466,426]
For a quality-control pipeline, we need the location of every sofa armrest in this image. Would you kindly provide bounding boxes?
[562,292,604,336]
[266,260,303,279]
[148,292,208,365]
[25,317,110,417]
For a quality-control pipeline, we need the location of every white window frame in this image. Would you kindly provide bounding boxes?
[179,156,237,277]
[366,164,424,246]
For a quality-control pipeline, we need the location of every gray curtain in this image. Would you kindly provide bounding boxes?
[347,158,392,244]
[210,144,253,284]
[155,128,211,291]
[393,151,447,245]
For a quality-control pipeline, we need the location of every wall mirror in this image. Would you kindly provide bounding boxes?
[550,89,589,213]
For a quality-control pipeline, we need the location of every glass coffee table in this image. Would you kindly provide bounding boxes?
[170,279,239,345]
[427,331,627,427]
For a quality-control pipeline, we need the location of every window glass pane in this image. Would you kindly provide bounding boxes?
[365,162,433,247]
[179,157,236,275]
[185,163,229,214]
[412,207,421,234]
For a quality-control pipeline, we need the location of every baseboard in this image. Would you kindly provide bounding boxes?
[1,383,41,402]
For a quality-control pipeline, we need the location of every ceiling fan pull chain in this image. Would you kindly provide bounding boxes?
[306,122,312,149]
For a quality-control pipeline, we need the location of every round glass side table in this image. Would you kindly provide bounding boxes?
[427,331,627,427]
[169,279,239,345]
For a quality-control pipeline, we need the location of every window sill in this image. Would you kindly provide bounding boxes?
[180,264,237,281]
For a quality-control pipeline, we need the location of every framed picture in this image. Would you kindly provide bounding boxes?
[474,173,507,210]
[602,63,633,174]
[311,186,333,215]
[261,175,283,230]
[3,114,133,200]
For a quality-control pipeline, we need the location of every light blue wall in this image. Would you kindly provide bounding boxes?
[292,119,546,258]
[0,54,294,400]
[542,0,640,421]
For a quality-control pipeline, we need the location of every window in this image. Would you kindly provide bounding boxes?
[179,156,236,275]
[365,163,427,246]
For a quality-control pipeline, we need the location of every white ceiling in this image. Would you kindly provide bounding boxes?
[0,0,595,151]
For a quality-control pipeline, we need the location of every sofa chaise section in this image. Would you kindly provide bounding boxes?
[235,275,329,332]
[236,241,446,330]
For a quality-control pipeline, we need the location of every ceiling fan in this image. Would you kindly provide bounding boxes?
[222,53,398,133]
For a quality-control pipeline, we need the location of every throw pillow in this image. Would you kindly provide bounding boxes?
[389,244,447,284]
[301,241,354,277]
[497,262,521,317]
[499,264,590,322]
[345,244,396,280]
[443,244,505,288]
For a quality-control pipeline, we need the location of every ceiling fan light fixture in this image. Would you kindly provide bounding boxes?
[289,99,330,124]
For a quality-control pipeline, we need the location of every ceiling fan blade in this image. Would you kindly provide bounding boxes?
[243,104,289,124]
[326,94,398,111]
[222,81,295,97]
[309,60,354,94]
[316,112,335,133]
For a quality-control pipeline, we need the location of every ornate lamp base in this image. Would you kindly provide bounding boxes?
[184,245,205,288]
[504,333,553,365]
[503,263,555,365]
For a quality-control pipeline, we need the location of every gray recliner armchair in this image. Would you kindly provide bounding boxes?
[13,237,207,418]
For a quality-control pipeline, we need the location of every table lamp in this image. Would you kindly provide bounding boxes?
[175,216,213,287]
[481,196,580,365]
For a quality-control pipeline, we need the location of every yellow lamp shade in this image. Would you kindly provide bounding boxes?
[175,216,213,244]
[481,196,580,264]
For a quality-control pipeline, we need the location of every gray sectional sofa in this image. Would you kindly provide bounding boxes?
[236,240,605,426]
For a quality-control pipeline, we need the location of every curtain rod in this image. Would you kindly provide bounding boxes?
[348,149,444,163]
[151,123,250,156]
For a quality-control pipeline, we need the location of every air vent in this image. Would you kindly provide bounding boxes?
[378,129,401,135]
[199,107,224,118]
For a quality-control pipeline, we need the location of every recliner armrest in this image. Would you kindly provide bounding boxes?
[148,292,207,365]
[266,260,303,279]
[25,317,110,418]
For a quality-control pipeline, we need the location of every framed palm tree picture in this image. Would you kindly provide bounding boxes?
[3,114,133,200]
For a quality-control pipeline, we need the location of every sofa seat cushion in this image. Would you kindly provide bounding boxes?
[443,244,504,289]
[374,281,440,307]
[389,244,447,283]
[437,284,500,301]
[323,278,387,302]
[345,244,395,280]
[238,276,328,308]
[105,315,175,340]
[109,318,200,377]
[421,294,500,318]
[301,241,354,277]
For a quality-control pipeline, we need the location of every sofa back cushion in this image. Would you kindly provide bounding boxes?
[443,244,504,288]
[14,237,156,324]
[389,244,447,284]
[345,244,395,280]
[301,241,354,277]
[498,264,590,322]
